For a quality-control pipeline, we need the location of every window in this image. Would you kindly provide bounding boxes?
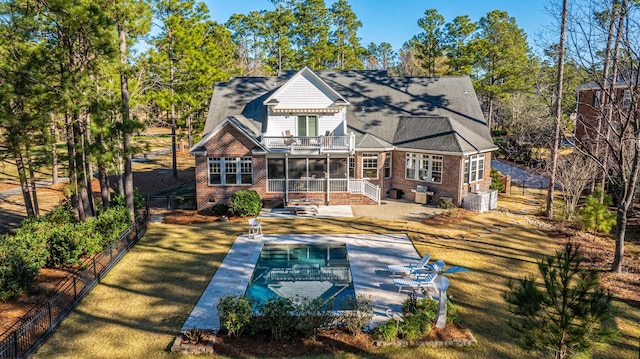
[384,153,392,178]
[623,89,631,109]
[405,153,442,183]
[594,90,601,108]
[464,154,485,183]
[362,154,378,179]
[349,156,355,178]
[208,157,253,185]
[297,115,317,136]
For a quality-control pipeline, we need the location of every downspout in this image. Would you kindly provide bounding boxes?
[459,155,465,207]
[285,154,289,204]
[326,154,330,205]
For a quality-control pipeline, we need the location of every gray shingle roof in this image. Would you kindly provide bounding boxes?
[203,70,495,154]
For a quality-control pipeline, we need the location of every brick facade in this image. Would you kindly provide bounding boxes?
[195,123,491,210]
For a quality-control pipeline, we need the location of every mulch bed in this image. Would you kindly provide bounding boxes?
[212,329,375,357]
[211,323,472,357]
[421,208,477,226]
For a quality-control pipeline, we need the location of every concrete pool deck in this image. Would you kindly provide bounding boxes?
[181,233,424,332]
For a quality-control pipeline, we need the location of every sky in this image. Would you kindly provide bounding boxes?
[203,0,557,52]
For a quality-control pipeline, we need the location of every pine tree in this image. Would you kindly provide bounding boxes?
[471,10,531,130]
[292,0,331,69]
[505,242,617,359]
[414,9,446,76]
[443,15,476,75]
[329,0,363,70]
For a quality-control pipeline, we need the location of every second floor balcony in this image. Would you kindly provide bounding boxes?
[261,133,355,154]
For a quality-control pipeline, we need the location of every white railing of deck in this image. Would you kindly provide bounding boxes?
[266,178,380,204]
[261,135,353,152]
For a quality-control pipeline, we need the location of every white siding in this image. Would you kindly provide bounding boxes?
[265,109,346,137]
[274,73,337,109]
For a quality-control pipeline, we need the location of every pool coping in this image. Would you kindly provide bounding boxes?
[181,234,423,332]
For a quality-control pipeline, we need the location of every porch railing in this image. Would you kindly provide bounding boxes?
[348,179,381,204]
[266,178,380,204]
[261,134,354,153]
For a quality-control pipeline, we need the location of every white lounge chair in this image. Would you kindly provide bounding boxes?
[387,253,431,277]
[394,272,437,292]
[248,218,263,239]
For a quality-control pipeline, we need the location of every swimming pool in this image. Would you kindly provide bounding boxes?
[245,244,355,309]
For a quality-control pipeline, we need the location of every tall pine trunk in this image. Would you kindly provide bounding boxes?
[26,148,40,218]
[169,31,178,179]
[592,0,618,194]
[119,23,136,221]
[97,132,110,209]
[546,0,568,219]
[13,143,34,217]
[50,113,59,185]
[65,112,82,219]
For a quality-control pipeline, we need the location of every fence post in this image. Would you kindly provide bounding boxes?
[73,277,77,301]
[166,195,170,210]
[522,181,526,195]
[93,257,97,280]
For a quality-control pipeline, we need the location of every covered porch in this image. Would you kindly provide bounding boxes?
[265,156,380,204]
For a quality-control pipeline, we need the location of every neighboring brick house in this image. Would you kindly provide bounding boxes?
[575,74,637,148]
[190,67,496,210]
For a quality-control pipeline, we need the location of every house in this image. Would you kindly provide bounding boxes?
[575,72,637,148]
[189,67,496,210]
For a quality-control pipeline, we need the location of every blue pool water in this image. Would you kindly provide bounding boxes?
[245,244,355,309]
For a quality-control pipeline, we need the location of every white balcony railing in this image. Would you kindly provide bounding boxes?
[261,134,354,153]
[266,178,380,204]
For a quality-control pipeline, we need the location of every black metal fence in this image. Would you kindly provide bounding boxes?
[147,195,196,210]
[0,211,149,359]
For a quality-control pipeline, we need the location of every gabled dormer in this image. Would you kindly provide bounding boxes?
[259,67,354,154]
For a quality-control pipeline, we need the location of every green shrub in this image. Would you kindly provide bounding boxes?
[372,321,398,341]
[580,187,617,235]
[259,296,297,340]
[229,190,262,217]
[490,168,506,193]
[297,297,337,339]
[438,199,456,209]
[94,206,131,247]
[40,202,77,225]
[0,232,48,301]
[211,203,229,216]
[401,292,418,314]
[341,294,373,336]
[110,187,145,212]
[46,223,85,267]
[398,311,432,340]
[77,217,103,257]
[217,296,254,338]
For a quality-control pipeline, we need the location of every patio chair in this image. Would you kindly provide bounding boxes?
[248,218,263,239]
[387,253,431,277]
[394,272,437,292]
[282,130,292,145]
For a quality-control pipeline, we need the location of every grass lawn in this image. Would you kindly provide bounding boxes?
[34,214,639,359]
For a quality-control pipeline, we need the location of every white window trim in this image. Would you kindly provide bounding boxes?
[297,115,318,137]
[362,153,378,179]
[405,153,442,183]
[384,153,392,178]
[464,154,485,184]
[208,157,253,186]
